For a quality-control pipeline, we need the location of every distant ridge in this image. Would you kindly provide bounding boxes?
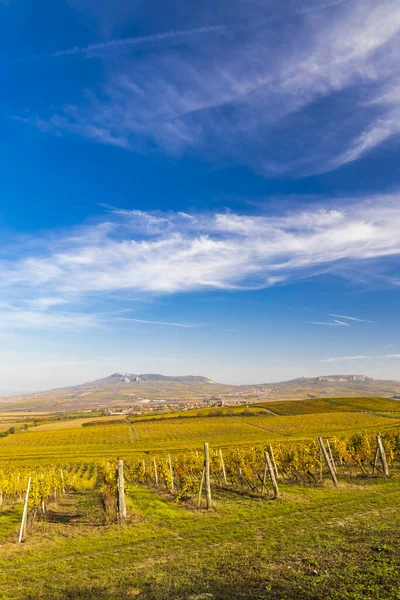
[1,373,400,410]
[89,372,215,385]
[270,374,373,384]
[233,374,399,399]
[81,372,374,389]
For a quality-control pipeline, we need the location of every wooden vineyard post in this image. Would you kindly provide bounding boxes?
[19,477,31,543]
[168,454,175,492]
[326,439,337,475]
[60,468,65,495]
[40,472,45,514]
[265,451,279,498]
[204,442,212,509]
[319,447,323,483]
[262,453,269,494]
[376,435,389,477]
[197,466,205,507]
[153,457,159,487]
[318,437,338,487]
[117,460,127,524]
[219,449,227,485]
[269,444,279,480]
[372,445,380,475]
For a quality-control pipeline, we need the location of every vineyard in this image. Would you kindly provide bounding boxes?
[123,430,398,504]
[257,395,400,415]
[1,400,400,599]
[1,427,398,541]
[2,405,400,466]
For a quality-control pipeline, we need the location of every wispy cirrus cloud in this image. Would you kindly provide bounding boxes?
[321,355,372,362]
[15,0,400,176]
[0,193,399,324]
[321,354,400,362]
[52,25,226,57]
[115,317,196,328]
[329,314,373,323]
[29,297,69,310]
[0,308,98,330]
[311,312,373,327]
[310,320,349,327]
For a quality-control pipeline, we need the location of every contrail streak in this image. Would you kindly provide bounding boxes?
[53,25,226,57]
[115,317,195,328]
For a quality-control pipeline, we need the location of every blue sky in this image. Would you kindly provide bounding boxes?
[0,0,400,391]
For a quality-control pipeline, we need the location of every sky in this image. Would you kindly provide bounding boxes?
[0,0,400,391]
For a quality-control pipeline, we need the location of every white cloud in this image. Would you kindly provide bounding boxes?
[0,193,399,308]
[16,0,400,175]
[329,313,373,323]
[321,355,372,362]
[52,26,226,57]
[311,321,349,327]
[115,317,196,328]
[321,354,400,362]
[0,309,98,330]
[30,297,69,310]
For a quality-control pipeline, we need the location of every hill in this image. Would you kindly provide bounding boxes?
[234,374,400,400]
[1,372,400,411]
[0,372,233,410]
[87,372,215,385]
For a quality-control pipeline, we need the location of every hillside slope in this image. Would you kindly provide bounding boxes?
[1,373,400,410]
[0,372,234,410]
[234,374,400,399]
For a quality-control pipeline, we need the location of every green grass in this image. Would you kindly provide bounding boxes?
[1,476,400,599]
[0,504,22,542]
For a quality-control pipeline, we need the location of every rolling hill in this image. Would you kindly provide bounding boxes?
[233,374,400,399]
[0,372,234,410]
[2,371,400,411]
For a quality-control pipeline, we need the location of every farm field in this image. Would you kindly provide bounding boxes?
[31,415,128,432]
[1,396,400,599]
[0,421,20,434]
[0,398,399,478]
[0,412,51,434]
[125,395,400,422]
[2,407,400,464]
[258,395,400,415]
